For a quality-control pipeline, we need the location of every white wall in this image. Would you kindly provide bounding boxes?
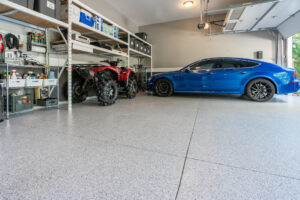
[140,17,277,72]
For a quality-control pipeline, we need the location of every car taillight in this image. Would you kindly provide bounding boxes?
[0,34,4,53]
[293,71,297,78]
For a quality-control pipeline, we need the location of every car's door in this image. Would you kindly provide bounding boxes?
[209,59,254,92]
[180,60,216,92]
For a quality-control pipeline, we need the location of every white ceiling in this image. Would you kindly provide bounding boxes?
[103,0,257,26]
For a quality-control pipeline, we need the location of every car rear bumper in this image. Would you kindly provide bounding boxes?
[278,80,300,94]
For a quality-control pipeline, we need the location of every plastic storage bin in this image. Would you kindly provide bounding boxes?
[135,32,148,41]
[130,37,135,49]
[60,4,80,22]
[80,10,95,27]
[114,26,119,39]
[9,94,33,113]
[135,40,140,51]
[143,46,148,54]
[94,16,101,30]
[146,47,151,55]
[9,0,34,9]
[37,98,58,107]
[43,79,58,87]
[34,0,61,19]
[25,79,43,87]
[102,23,114,36]
[3,79,26,88]
[139,44,144,53]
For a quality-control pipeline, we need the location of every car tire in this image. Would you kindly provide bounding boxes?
[154,79,173,97]
[246,78,275,102]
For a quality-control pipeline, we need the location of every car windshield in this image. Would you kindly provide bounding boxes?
[182,60,215,71]
[181,60,203,71]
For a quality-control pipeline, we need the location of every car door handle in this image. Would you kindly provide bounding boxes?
[239,71,247,74]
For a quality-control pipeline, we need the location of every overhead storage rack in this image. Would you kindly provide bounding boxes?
[0,0,68,28]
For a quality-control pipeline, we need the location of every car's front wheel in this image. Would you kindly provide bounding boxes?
[246,78,275,102]
[154,79,173,97]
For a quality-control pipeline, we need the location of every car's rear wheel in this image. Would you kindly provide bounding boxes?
[246,78,275,102]
[154,79,173,97]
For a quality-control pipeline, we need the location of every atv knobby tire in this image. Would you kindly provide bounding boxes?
[96,71,118,106]
[63,79,87,103]
[126,78,138,99]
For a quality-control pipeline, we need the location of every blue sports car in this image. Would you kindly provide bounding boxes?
[148,58,300,102]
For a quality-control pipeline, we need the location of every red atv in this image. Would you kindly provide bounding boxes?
[64,59,138,106]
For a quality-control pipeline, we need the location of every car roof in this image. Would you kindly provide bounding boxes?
[203,57,263,63]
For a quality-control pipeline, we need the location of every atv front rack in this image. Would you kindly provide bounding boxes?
[72,64,106,68]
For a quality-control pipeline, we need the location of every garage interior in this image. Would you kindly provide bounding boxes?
[0,0,300,199]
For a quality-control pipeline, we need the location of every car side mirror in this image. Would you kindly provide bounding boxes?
[184,69,191,73]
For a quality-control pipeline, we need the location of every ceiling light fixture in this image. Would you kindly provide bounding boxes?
[183,1,194,7]
[204,22,210,30]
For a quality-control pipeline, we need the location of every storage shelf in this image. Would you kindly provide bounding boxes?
[0,64,61,69]
[121,48,152,58]
[72,0,124,30]
[0,64,47,69]
[72,21,128,46]
[72,40,128,57]
[130,34,152,47]
[8,105,58,118]
[72,0,151,47]
[0,0,68,28]
[32,43,47,47]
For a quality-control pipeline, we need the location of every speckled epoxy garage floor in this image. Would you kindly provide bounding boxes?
[0,93,300,200]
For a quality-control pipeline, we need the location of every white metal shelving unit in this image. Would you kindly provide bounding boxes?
[66,0,152,111]
[0,0,153,113]
[0,0,67,118]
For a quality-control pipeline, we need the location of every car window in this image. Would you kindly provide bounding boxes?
[222,62,237,69]
[241,61,259,68]
[213,60,237,69]
[189,61,215,72]
[214,59,256,69]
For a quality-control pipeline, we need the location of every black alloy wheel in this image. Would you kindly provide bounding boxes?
[154,79,173,97]
[246,78,275,102]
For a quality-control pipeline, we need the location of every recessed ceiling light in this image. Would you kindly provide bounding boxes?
[183,1,194,7]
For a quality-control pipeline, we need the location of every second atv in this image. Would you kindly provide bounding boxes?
[64,59,138,106]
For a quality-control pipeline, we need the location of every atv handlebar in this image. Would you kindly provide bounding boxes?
[101,59,122,67]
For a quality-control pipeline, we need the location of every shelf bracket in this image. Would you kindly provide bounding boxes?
[49,59,68,96]
[56,26,68,45]
[0,10,18,16]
